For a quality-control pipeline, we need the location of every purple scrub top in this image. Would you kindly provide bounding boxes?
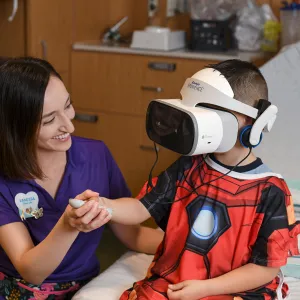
[0,136,131,282]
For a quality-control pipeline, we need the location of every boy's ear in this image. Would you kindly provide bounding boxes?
[246,116,254,125]
[237,115,251,128]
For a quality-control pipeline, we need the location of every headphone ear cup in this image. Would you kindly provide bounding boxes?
[239,125,252,148]
[240,125,263,148]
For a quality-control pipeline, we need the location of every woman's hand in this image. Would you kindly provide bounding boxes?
[64,190,111,232]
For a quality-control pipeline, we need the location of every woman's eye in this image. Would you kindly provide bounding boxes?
[43,118,55,125]
[65,101,73,109]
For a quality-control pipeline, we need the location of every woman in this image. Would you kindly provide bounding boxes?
[0,57,163,299]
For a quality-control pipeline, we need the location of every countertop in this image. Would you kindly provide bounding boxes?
[73,41,264,62]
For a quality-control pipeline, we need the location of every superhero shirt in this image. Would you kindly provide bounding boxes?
[121,155,300,300]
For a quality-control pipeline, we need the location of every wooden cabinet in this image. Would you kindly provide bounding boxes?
[71,51,219,195]
[0,0,72,89]
[26,0,72,75]
[71,52,145,115]
[25,0,72,90]
[71,51,219,115]
[139,57,217,114]
[0,0,26,57]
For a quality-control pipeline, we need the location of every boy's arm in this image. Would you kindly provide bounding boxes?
[73,190,151,225]
[97,154,184,227]
[207,263,280,295]
[73,190,162,253]
[168,264,279,300]
[110,223,163,254]
[99,196,151,225]
[75,155,184,228]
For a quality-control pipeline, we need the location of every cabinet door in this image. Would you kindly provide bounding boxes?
[26,0,72,72]
[60,71,70,94]
[71,51,145,115]
[73,110,179,196]
[0,0,26,57]
[71,51,220,116]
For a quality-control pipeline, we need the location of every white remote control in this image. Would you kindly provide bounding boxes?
[69,198,113,216]
[69,198,85,208]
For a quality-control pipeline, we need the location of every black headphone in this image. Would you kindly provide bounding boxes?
[239,99,272,148]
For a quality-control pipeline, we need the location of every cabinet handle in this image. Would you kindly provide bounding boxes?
[8,0,18,22]
[41,40,48,60]
[141,86,163,93]
[148,62,176,72]
[75,113,98,123]
[140,145,160,152]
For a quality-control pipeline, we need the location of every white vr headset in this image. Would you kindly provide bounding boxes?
[146,68,278,156]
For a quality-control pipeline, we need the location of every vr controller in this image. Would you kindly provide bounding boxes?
[69,198,113,216]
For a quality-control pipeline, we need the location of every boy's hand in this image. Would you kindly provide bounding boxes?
[167,280,209,300]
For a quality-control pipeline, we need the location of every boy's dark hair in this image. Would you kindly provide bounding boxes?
[207,59,268,108]
[0,57,62,180]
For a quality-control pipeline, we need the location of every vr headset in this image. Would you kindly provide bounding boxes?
[146,68,278,156]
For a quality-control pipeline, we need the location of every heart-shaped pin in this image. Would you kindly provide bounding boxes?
[15,192,40,220]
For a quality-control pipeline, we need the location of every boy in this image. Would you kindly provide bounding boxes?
[76,60,300,299]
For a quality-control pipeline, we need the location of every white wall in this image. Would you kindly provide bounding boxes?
[254,42,300,180]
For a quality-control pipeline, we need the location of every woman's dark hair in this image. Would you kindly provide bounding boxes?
[0,57,62,180]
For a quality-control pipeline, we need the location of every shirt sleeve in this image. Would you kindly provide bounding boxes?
[0,185,21,227]
[137,156,191,231]
[103,146,131,199]
[250,184,300,268]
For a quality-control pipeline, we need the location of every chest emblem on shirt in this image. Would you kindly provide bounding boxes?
[14,192,43,221]
[186,196,231,255]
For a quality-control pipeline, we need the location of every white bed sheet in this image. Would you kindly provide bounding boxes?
[285,277,300,300]
[72,251,151,300]
[72,251,300,300]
